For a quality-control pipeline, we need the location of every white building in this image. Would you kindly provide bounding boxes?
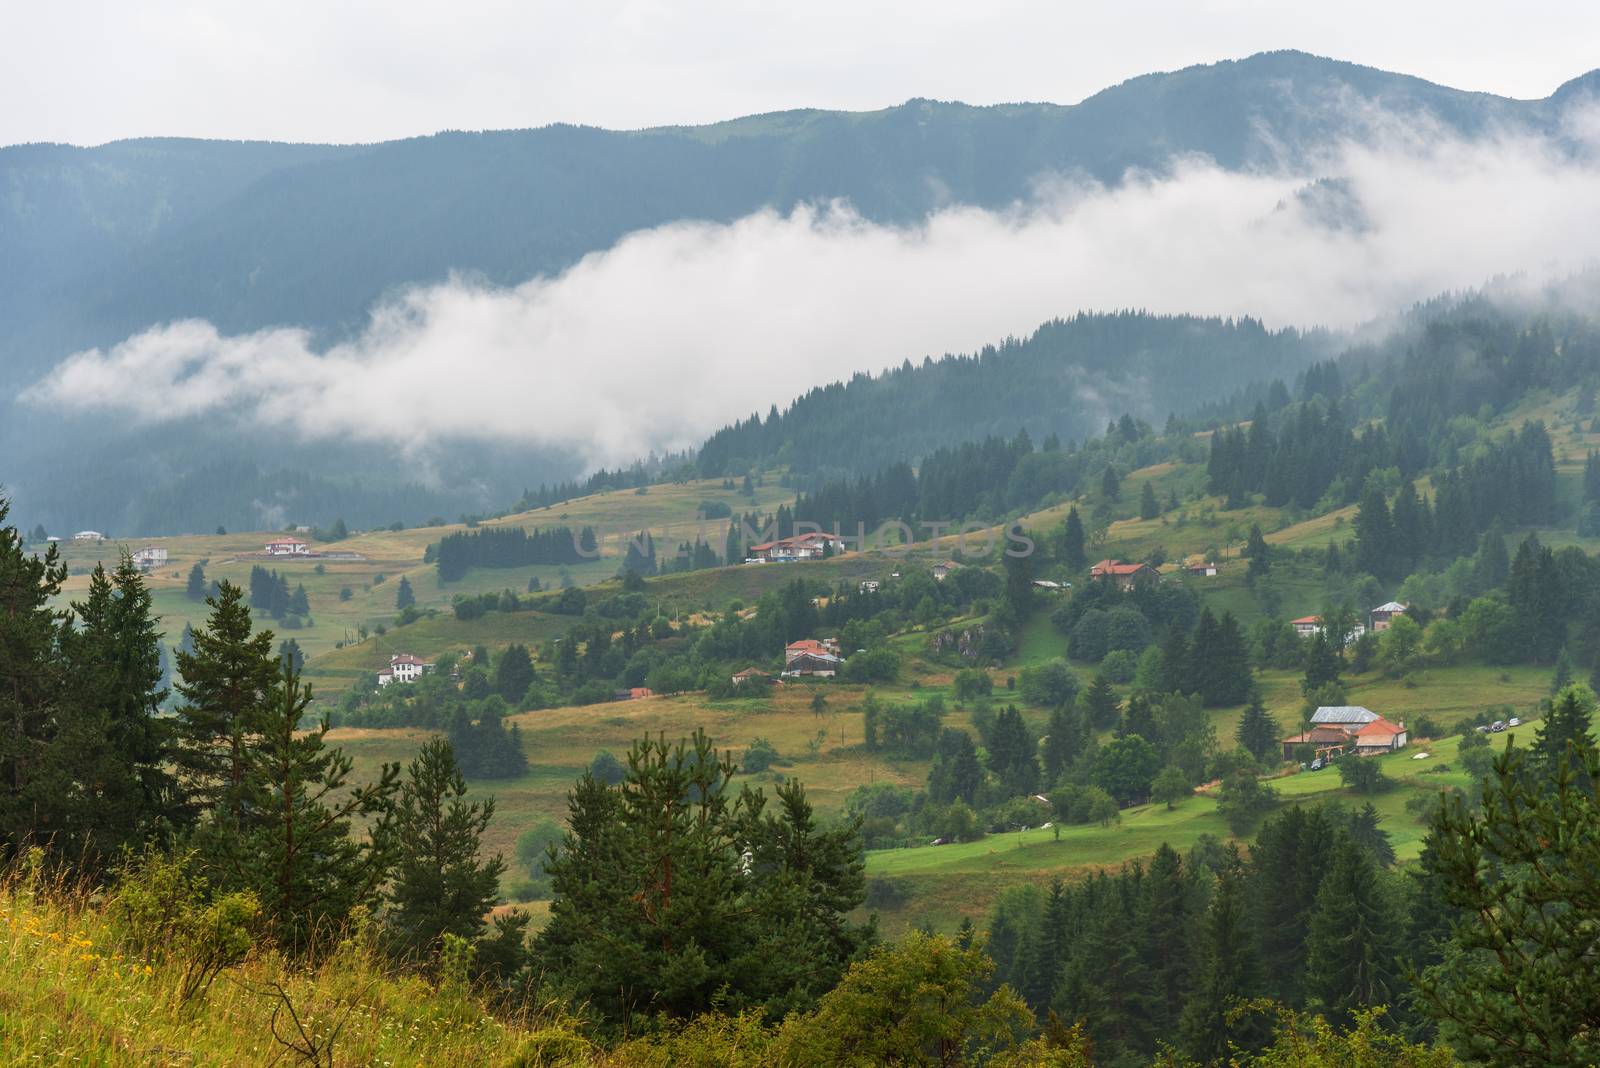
[72,530,105,542]
[265,537,310,556]
[377,653,432,687]
[131,546,168,570]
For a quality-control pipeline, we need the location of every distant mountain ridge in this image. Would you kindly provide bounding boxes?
[5,49,1595,534]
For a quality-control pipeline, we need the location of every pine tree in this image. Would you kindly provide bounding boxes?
[395,575,415,611]
[1352,483,1394,580]
[1236,691,1280,764]
[47,555,179,863]
[1159,626,1192,694]
[1304,836,1401,1025]
[1139,481,1160,521]
[387,738,504,959]
[1061,507,1087,573]
[173,581,280,824]
[1533,684,1596,791]
[1081,674,1121,730]
[495,643,536,704]
[1180,859,1267,1061]
[1042,705,1089,785]
[1245,524,1270,579]
[185,562,207,601]
[1101,465,1121,501]
[1300,629,1344,694]
[213,659,399,951]
[1472,518,1510,592]
[1140,844,1193,1040]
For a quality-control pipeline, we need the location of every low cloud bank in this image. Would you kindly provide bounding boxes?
[25,117,1600,468]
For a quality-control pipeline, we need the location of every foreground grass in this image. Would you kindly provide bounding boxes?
[0,875,590,1066]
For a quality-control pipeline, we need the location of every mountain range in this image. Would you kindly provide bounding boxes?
[5,50,1597,535]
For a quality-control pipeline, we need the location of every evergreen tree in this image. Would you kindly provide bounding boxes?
[1472,519,1510,592]
[1352,483,1394,580]
[62,557,177,853]
[1081,674,1121,730]
[495,643,536,704]
[395,575,415,611]
[1300,629,1343,694]
[213,659,399,951]
[173,582,280,824]
[1245,523,1271,579]
[185,562,207,601]
[1000,522,1034,620]
[1139,481,1160,521]
[1042,704,1090,785]
[1140,844,1194,1041]
[1061,506,1087,573]
[1532,684,1596,791]
[1235,690,1281,764]
[1181,859,1267,1061]
[1101,464,1121,501]
[287,583,310,618]
[926,728,982,805]
[988,705,1040,797]
[1159,626,1193,694]
[1305,836,1401,1025]
[387,738,504,959]
[0,498,71,850]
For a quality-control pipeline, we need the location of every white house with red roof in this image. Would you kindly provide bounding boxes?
[265,536,310,556]
[377,653,432,687]
[1353,717,1409,755]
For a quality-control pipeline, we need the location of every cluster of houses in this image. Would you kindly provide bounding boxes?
[1087,557,1219,591]
[728,637,847,686]
[1290,602,1408,640]
[1281,705,1409,761]
[376,653,433,687]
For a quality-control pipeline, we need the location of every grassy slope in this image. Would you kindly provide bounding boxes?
[47,475,797,671]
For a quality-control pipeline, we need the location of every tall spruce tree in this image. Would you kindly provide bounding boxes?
[395,575,415,611]
[1304,835,1401,1025]
[0,497,69,856]
[185,562,207,601]
[1180,858,1267,1061]
[1139,481,1160,520]
[47,556,178,864]
[1235,690,1281,764]
[1061,506,1087,573]
[173,581,281,825]
[213,659,399,952]
[1245,523,1271,579]
[387,738,504,960]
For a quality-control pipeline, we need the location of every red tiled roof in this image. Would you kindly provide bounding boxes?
[1090,559,1152,576]
[1357,717,1405,737]
[1291,615,1322,625]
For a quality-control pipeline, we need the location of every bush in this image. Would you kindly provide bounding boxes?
[1018,659,1079,707]
[1337,757,1391,794]
[842,648,901,683]
[1100,648,1138,684]
[589,750,626,785]
[742,737,781,773]
[864,877,911,909]
[108,849,259,1005]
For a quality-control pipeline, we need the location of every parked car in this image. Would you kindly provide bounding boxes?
[1508,716,1522,727]
[1491,720,1507,732]
[1310,758,1324,771]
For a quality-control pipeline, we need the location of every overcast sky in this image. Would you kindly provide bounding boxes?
[6,0,1600,147]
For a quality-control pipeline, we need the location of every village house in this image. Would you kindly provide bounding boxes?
[745,531,845,562]
[1280,725,1355,762]
[265,536,310,556]
[859,580,881,594]
[1370,601,1408,631]
[612,686,656,701]
[1353,717,1409,755]
[1291,615,1366,642]
[1032,579,1069,592]
[786,637,841,658]
[72,530,105,542]
[1185,561,1219,577]
[783,651,843,678]
[932,559,961,582]
[730,667,770,687]
[1089,559,1158,591]
[131,545,168,571]
[1282,705,1407,760]
[376,653,432,687]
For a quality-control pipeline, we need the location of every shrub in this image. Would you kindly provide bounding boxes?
[1100,648,1138,683]
[1337,757,1391,794]
[1018,659,1079,707]
[589,751,626,785]
[742,737,781,773]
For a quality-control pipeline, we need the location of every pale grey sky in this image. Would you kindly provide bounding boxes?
[4,0,1599,147]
